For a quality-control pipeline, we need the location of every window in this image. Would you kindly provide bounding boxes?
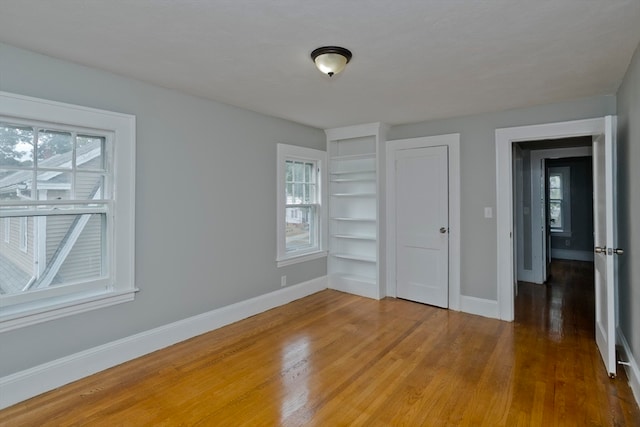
[548,166,571,234]
[0,91,135,332]
[276,144,327,267]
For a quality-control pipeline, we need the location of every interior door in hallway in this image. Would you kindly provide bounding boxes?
[395,146,449,307]
[593,115,617,377]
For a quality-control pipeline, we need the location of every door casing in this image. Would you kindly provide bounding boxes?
[496,117,611,320]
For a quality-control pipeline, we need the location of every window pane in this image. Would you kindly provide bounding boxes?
[294,183,303,203]
[37,171,72,200]
[0,123,34,167]
[549,175,561,189]
[286,206,315,251]
[76,173,108,199]
[37,130,72,168]
[286,183,294,203]
[285,160,293,182]
[303,183,316,204]
[0,213,105,295]
[305,162,313,182]
[549,201,562,228]
[77,135,105,170]
[549,189,562,200]
[293,161,303,182]
[0,169,33,200]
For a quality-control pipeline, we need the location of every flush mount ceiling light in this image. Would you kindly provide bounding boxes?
[310,46,352,77]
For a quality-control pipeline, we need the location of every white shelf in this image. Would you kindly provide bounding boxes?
[332,253,376,263]
[326,123,387,300]
[330,153,375,161]
[331,234,376,241]
[331,217,376,222]
[330,178,376,183]
[330,192,376,197]
[330,170,376,176]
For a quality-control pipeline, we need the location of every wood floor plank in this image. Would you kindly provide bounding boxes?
[1,260,639,426]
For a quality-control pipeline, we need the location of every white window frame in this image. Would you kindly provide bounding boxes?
[0,91,136,332]
[276,143,327,267]
[548,166,571,236]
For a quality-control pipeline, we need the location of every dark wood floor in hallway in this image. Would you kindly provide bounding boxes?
[1,260,638,426]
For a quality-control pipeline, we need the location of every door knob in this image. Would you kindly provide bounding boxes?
[614,248,624,255]
[594,246,605,254]
[440,227,448,234]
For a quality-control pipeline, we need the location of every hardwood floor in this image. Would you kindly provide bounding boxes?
[2,261,639,426]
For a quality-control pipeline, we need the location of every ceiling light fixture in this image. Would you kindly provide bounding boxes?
[310,46,352,77]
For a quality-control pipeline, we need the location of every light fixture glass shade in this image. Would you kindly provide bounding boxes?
[311,46,352,77]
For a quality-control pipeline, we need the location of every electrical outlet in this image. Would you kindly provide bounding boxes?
[281,275,287,287]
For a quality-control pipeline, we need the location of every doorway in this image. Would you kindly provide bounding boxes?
[496,116,619,377]
[513,138,593,285]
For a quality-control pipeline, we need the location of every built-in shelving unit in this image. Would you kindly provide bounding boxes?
[325,123,388,299]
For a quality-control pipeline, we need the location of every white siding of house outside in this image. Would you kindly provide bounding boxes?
[54,215,102,283]
[5,217,33,276]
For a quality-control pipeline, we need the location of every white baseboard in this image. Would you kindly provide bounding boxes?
[617,327,640,408]
[0,276,328,410]
[460,295,499,319]
[551,249,594,262]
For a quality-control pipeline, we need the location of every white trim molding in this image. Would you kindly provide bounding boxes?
[386,133,461,311]
[0,276,328,410]
[495,117,605,321]
[617,327,640,408]
[460,295,499,319]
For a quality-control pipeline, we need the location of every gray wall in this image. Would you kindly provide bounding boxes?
[616,41,640,375]
[389,96,616,300]
[0,43,326,376]
[547,157,594,253]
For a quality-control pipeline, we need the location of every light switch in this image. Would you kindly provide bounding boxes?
[484,207,493,218]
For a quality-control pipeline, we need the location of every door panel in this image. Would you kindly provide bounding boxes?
[593,116,617,377]
[395,146,448,307]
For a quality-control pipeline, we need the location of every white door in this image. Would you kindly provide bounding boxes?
[593,116,617,377]
[395,146,449,307]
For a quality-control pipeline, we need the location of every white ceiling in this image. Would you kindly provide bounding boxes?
[1,1,639,129]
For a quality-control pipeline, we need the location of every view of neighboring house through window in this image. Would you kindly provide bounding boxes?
[548,166,571,234]
[0,92,136,331]
[0,122,109,295]
[276,144,327,266]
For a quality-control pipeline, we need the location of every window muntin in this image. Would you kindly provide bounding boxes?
[0,91,135,332]
[277,144,327,266]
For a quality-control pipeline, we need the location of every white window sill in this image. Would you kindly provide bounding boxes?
[0,288,138,333]
[277,250,327,268]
